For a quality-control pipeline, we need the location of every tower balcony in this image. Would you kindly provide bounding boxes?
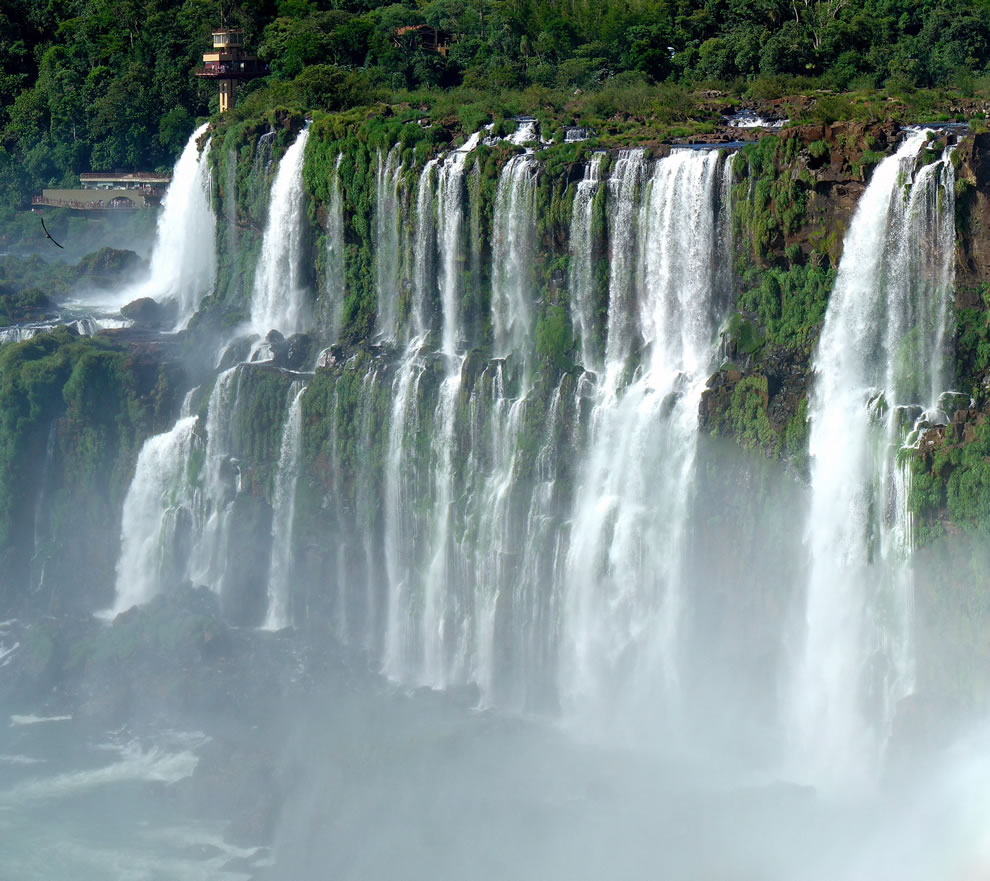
[195,58,268,80]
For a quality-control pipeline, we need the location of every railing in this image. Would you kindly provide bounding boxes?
[195,60,267,78]
[31,196,148,210]
[80,173,171,184]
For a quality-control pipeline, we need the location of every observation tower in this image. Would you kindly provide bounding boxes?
[195,28,266,113]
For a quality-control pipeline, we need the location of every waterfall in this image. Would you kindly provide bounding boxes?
[322,153,346,342]
[375,146,405,342]
[789,131,956,788]
[437,132,480,355]
[263,382,306,631]
[560,149,729,744]
[136,123,216,328]
[381,344,426,678]
[29,420,58,595]
[111,415,199,615]
[602,149,647,386]
[189,368,242,593]
[412,161,437,340]
[250,126,311,338]
[491,154,539,362]
[569,152,606,371]
[419,367,464,686]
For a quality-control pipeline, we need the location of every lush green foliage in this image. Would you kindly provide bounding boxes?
[0,328,178,604]
[912,421,990,542]
[6,0,990,240]
[954,285,990,404]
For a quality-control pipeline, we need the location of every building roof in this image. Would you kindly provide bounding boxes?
[80,172,171,184]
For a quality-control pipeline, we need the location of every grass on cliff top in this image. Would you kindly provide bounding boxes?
[220,65,990,149]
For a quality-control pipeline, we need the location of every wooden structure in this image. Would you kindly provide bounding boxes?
[195,28,266,113]
[393,25,453,57]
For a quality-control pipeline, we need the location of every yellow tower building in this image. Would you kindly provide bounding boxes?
[195,29,266,113]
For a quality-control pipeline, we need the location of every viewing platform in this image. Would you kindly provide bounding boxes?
[195,58,268,79]
[32,187,166,210]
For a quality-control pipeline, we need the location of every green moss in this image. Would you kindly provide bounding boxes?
[713,375,776,452]
[911,421,990,544]
[536,304,575,371]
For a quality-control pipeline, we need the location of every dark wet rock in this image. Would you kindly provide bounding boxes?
[74,247,145,282]
[121,296,173,327]
[938,391,972,416]
[0,615,98,712]
[265,329,287,366]
[218,336,257,371]
[284,332,314,371]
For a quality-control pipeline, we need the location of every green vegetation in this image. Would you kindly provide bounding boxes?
[5,0,990,248]
[0,327,180,607]
[954,285,990,404]
[911,421,990,544]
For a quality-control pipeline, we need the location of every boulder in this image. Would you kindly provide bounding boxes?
[284,332,314,371]
[265,330,287,367]
[121,296,167,326]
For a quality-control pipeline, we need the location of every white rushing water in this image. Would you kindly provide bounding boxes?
[789,130,956,789]
[561,149,730,744]
[491,154,538,362]
[323,153,346,342]
[319,144,737,717]
[111,416,199,614]
[437,132,480,355]
[251,125,312,338]
[263,382,306,631]
[136,122,216,328]
[188,367,242,593]
[375,146,405,342]
[411,160,437,340]
[111,368,246,615]
[569,152,606,372]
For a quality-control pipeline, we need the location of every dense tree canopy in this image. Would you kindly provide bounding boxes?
[3,0,990,216]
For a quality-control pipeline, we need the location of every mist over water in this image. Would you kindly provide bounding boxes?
[4,119,988,880]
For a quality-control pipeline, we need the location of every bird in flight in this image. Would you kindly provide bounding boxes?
[40,217,63,249]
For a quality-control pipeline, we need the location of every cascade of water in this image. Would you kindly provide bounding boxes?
[381,342,427,679]
[789,131,956,788]
[316,361,391,649]
[323,153,346,342]
[111,416,200,615]
[437,132,481,355]
[188,367,242,593]
[250,126,312,338]
[357,366,387,651]
[136,123,216,328]
[419,366,465,686]
[560,149,729,744]
[468,163,483,346]
[375,146,405,342]
[569,152,607,372]
[602,149,647,389]
[223,146,240,299]
[263,382,307,631]
[509,118,539,145]
[29,420,59,596]
[491,155,539,362]
[463,363,567,708]
[412,161,437,340]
